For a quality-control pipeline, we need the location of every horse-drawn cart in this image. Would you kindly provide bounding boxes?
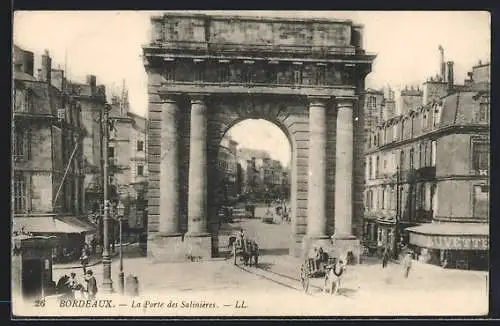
[232,237,259,267]
[299,248,343,293]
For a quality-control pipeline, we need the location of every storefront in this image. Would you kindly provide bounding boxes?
[13,215,96,263]
[362,214,378,255]
[407,222,489,270]
[12,233,58,300]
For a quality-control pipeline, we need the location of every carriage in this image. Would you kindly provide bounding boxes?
[232,237,259,267]
[299,248,338,293]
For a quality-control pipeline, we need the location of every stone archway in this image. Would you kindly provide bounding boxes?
[143,13,374,262]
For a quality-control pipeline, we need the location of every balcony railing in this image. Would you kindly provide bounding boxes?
[416,166,436,180]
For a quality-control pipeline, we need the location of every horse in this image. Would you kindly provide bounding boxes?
[323,260,346,295]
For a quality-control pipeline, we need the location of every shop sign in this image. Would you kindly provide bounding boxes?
[411,233,489,250]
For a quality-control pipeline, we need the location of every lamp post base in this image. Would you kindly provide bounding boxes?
[118,271,125,295]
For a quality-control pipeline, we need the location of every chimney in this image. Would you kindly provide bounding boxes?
[40,49,52,84]
[86,75,96,87]
[447,61,454,92]
[50,69,65,91]
[439,45,446,81]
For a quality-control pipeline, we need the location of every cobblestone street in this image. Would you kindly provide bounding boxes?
[26,212,489,317]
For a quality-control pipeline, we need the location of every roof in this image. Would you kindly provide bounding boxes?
[14,70,37,82]
[12,216,96,234]
[406,222,489,236]
[439,91,484,127]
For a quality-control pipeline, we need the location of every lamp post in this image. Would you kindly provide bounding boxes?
[116,200,125,294]
[101,103,113,293]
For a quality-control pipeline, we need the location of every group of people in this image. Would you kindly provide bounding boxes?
[56,269,98,300]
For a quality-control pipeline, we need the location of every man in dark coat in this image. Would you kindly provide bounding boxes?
[382,248,390,268]
[84,269,98,299]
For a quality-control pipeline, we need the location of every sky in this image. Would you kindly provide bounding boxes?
[13,11,490,166]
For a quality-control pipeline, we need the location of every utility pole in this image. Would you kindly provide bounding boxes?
[101,103,113,293]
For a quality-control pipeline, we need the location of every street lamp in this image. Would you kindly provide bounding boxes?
[101,103,113,294]
[116,200,125,294]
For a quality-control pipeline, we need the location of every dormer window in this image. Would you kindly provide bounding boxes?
[478,99,490,122]
[433,104,441,127]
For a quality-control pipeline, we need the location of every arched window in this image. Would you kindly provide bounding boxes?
[376,156,380,178]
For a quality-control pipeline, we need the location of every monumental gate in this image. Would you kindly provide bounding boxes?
[142,13,375,262]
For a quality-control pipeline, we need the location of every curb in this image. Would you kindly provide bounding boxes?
[53,243,135,270]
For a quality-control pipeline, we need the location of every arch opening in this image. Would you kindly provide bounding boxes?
[213,118,293,258]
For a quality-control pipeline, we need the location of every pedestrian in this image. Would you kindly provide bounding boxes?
[79,248,89,274]
[67,272,85,299]
[90,237,97,255]
[84,269,98,299]
[382,248,389,268]
[402,251,413,278]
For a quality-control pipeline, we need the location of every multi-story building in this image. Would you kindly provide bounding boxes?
[217,135,239,202]
[128,111,148,233]
[69,74,107,215]
[12,46,94,260]
[363,54,490,270]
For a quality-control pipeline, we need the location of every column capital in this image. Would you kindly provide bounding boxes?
[189,93,209,105]
[160,93,182,104]
[335,96,357,108]
[307,96,331,107]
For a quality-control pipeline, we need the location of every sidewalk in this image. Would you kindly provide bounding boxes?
[53,243,133,270]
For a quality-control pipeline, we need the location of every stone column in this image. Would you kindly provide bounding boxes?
[332,97,361,263]
[185,95,212,258]
[159,98,180,236]
[153,97,183,262]
[304,97,331,254]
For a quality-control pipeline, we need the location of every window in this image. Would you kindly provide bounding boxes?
[218,64,230,83]
[13,172,28,213]
[24,90,34,112]
[108,146,116,165]
[472,141,489,175]
[368,158,373,180]
[137,140,144,152]
[381,187,385,209]
[368,96,377,107]
[430,183,437,215]
[431,140,437,167]
[478,101,489,122]
[375,156,380,178]
[401,120,405,139]
[293,70,302,85]
[13,127,30,161]
[473,185,489,219]
[409,148,414,170]
[316,65,326,85]
[433,104,441,127]
[165,65,175,81]
[137,164,144,176]
[418,143,423,168]
[399,150,405,171]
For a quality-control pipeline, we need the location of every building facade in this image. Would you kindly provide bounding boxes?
[217,135,239,203]
[363,57,490,270]
[128,112,149,233]
[12,46,94,261]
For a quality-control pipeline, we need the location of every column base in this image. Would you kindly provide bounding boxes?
[184,233,212,260]
[147,234,185,262]
[331,235,361,265]
[301,235,333,260]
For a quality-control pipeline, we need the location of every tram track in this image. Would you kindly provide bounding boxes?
[233,263,324,294]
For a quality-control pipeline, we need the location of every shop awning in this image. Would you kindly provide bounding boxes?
[406,223,489,251]
[12,216,95,235]
[57,216,96,233]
